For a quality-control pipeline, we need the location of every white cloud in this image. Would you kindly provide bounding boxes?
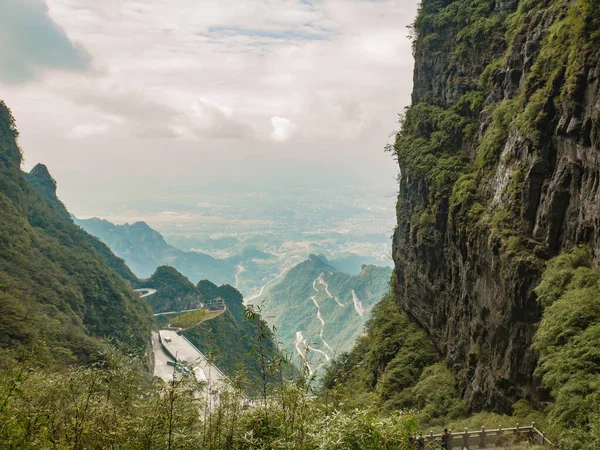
[270,116,297,142]
[67,123,110,139]
[1,0,419,212]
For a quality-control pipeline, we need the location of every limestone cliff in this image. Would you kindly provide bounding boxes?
[392,0,600,411]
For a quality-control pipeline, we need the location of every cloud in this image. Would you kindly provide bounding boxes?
[270,116,297,141]
[4,0,419,212]
[192,100,253,139]
[61,81,253,141]
[0,0,92,84]
[206,26,328,41]
[67,123,110,139]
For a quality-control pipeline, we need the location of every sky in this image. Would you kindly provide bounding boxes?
[0,0,418,216]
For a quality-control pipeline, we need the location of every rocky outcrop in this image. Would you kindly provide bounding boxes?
[393,0,600,412]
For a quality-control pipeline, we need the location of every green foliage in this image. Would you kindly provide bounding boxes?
[452,91,486,118]
[479,59,503,90]
[449,173,478,210]
[394,103,471,197]
[533,246,600,449]
[0,102,152,362]
[513,89,549,142]
[476,99,520,168]
[409,364,468,424]
[183,281,283,391]
[322,293,466,427]
[311,409,418,450]
[143,265,204,313]
[169,309,209,328]
[0,349,418,449]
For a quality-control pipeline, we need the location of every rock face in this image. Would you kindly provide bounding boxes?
[392,0,600,412]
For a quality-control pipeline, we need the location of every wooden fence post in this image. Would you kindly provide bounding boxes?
[463,428,469,450]
[448,429,453,450]
[479,426,486,448]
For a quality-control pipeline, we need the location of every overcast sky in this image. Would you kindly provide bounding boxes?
[1,0,417,216]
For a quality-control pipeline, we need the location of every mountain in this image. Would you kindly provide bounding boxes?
[384,0,600,444]
[329,252,391,275]
[180,280,283,390]
[166,235,241,253]
[260,254,391,377]
[225,246,276,265]
[323,293,466,423]
[75,217,236,285]
[0,101,152,362]
[142,266,204,313]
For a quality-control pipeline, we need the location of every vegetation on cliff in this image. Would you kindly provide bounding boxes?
[180,281,283,390]
[533,246,600,448]
[323,293,467,426]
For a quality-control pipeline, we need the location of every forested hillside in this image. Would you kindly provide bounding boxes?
[0,101,152,362]
[75,217,236,285]
[181,281,283,390]
[262,255,391,377]
[143,265,205,313]
[324,293,460,420]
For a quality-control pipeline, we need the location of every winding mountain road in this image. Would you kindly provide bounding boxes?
[234,265,245,289]
[311,279,335,355]
[134,288,157,298]
[245,265,292,302]
[317,273,345,307]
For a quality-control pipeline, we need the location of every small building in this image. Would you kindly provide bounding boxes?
[205,298,226,311]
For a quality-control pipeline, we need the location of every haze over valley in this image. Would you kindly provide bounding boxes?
[75,184,395,301]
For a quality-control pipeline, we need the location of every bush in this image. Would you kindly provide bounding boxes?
[533,246,600,449]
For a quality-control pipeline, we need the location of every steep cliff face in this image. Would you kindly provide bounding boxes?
[393,0,600,411]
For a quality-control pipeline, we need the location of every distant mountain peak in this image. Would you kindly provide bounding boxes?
[28,163,57,194]
[308,254,330,265]
[26,163,71,220]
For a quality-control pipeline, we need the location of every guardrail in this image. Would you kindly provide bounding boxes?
[422,423,557,449]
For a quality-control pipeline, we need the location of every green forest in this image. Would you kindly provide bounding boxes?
[0,101,152,364]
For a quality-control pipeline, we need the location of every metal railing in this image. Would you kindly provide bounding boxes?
[421,423,557,449]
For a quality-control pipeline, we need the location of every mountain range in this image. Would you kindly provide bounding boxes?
[259,254,392,377]
[75,217,237,285]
